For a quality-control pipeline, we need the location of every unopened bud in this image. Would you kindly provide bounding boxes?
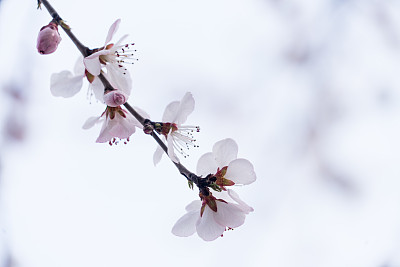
[104,90,127,107]
[37,22,61,55]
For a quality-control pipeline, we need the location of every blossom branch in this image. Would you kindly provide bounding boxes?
[38,0,205,188]
[37,0,257,241]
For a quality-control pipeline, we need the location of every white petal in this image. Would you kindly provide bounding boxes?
[167,136,180,163]
[105,64,132,96]
[82,116,101,130]
[212,138,238,167]
[227,189,254,214]
[162,101,180,122]
[89,77,105,102]
[50,70,83,97]
[125,110,143,128]
[213,201,246,229]
[196,152,218,176]
[196,206,225,241]
[114,34,129,47]
[174,92,195,125]
[73,56,85,75]
[185,200,202,212]
[84,50,109,76]
[225,158,256,185]
[171,210,199,237]
[105,19,121,46]
[153,146,164,166]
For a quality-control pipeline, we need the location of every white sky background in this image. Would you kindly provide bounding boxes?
[1,0,400,266]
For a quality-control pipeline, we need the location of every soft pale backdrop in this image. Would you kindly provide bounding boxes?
[1,0,400,266]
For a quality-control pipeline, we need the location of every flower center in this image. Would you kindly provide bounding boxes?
[99,43,138,75]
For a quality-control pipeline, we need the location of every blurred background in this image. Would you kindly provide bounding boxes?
[1,0,400,266]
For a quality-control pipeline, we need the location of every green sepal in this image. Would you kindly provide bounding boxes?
[209,183,222,192]
[188,180,194,190]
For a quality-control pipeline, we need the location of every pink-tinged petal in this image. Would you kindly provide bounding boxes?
[50,70,83,97]
[196,206,225,241]
[225,158,256,185]
[174,92,195,125]
[227,189,254,213]
[89,77,105,103]
[104,90,127,107]
[171,210,199,237]
[185,200,202,212]
[82,116,102,130]
[167,136,180,163]
[162,101,180,122]
[96,112,136,143]
[153,146,164,166]
[104,19,121,46]
[73,56,85,75]
[212,138,238,167]
[213,202,246,229]
[196,152,218,176]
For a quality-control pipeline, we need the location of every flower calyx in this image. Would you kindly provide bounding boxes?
[104,106,126,120]
[214,166,235,191]
[199,192,227,217]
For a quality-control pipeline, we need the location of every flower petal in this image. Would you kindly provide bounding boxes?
[106,64,132,96]
[196,206,225,241]
[225,158,256,185]
[162,101,180,122]
[167,136,180,163]
[185,200,202,212]
[114,34,129,47]
[73,56,85,75]
[82,116,102,130]
[171,210,199,237]
[153,145,164,166]
[227,189,254,214]
[89,77,105,102]
[96,112,136,143]
[174,92,195,125]
[196,152,218,176]
[212,138,238,167]
[50,70,83,97]
[105,19,121,46]
[213,201,246,229]
[84,50,109,76]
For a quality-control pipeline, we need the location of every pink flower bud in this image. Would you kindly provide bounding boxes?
[37,22,61,55]
[104,90,127,107]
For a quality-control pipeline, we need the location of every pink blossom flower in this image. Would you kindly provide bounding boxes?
[37,22,61,55]
[83,106,145,144]
[196,138,256,189]
[84,19,136,80]
[153,92,199,165]
[171,189,253,241]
